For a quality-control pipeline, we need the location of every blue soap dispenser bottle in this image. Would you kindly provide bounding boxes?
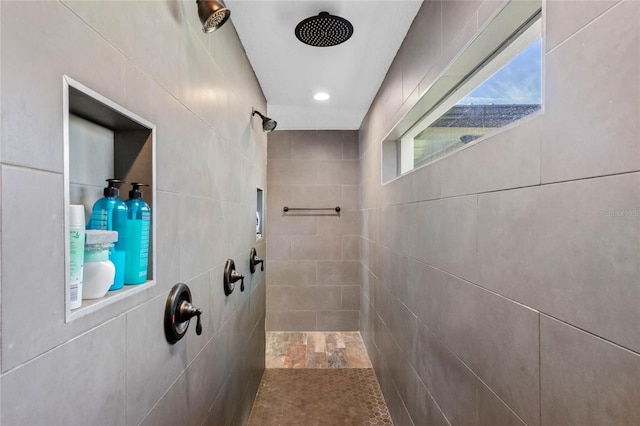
[124,183,151,285]
[88,179,128,290]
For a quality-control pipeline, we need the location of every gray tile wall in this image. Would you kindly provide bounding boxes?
[1,1,266,424]
[266,130,360,331]
[359,1,640,425]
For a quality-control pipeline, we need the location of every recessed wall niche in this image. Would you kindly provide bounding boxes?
[63,76,156,322]
[256,187,264,239]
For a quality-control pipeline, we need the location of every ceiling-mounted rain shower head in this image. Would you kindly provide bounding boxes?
[252,109,277,133]
[295,11,354,47]
[197,0,230,33]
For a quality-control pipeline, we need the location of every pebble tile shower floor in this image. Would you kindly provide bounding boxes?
[248,332,393,425]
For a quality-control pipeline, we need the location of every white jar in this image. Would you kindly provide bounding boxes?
[83,230,117,299]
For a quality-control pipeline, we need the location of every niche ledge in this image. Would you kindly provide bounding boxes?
[63,75,157,323]
[68,281,155,321]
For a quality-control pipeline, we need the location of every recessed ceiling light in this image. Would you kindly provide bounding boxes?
[314,92,330,101]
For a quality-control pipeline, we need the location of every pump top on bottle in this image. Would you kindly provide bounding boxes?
[103,178,125,197]
[128,182,149,199]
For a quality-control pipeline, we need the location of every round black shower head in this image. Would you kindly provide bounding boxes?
[252,109,278,133]
[295,12,354,47]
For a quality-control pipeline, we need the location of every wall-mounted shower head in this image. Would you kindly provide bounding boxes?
[197,0,230,33]
[252,109,277,133]
[295,12,354,47]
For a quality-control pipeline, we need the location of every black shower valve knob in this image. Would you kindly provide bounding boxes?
[164,283,203,344]
[231,270,245,292]
[250,247,264,274]
[178,301,202,336]
[224,258,245,295]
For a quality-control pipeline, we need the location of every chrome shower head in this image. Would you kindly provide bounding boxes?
[197,0,230,33]
[252,109,278,133]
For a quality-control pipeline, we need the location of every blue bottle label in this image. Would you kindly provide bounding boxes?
[124,215,150,284]
[90,210,109,229]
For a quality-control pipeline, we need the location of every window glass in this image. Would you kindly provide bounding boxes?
[413,38,542,167]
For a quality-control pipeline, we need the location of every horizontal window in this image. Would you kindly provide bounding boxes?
[382,1,542,183]
[413,37,541,168]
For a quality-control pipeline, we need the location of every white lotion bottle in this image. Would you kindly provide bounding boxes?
[69,205,86,309]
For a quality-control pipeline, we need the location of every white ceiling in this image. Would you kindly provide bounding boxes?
[225,0,422,130]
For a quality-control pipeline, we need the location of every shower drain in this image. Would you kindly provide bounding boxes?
[295,12,354,47]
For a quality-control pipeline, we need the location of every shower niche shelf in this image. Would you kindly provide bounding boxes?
[63,76,156,322]
[256,187,264,240]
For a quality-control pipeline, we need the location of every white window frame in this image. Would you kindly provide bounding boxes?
[381,1,543,183]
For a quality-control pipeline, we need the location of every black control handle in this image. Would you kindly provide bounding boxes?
[164,283,203,344]
[249,247,264,274]
[224,259,245,295]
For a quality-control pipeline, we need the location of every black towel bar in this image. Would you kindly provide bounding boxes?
[283,206,340,213]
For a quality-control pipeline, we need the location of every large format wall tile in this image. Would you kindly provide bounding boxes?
[1,166,64,370]
[265,235,291,260]
[317,260,360,286]
[413,321,479,426]
[267,159,318,185]
[179,28,229,133]
[267,131,292,159]
[316,210,361,236]
[478,173,640,352]
[1,1,126,173]
[266,310,317,331]
[140,337,218,426]
[399,257,444,337]
[541,315,640,426]
[154,191,182,293]
[440,116,541,198]
[126,274,210,425]
[179,196,226,282]
[269,185,342,210]
[291,131,344,160]
[416,195,479,283]
[411,321,525,426]
[410,159,442,202]
[386,295,417,358]
[1,317,126,425]
[396,363,449,426]
[342,285,361,310]
[343,235,361,261]
[63,0,182,97]
[266,212,317,236]
[267,286,342,311]
[436,276,540,425]
[290,235,342,260]
[316,310,359,330]
[267,260,317,286]
[341,185,360,210]
[154,104,221,198]
[317,160,360,185]
[400,1,442,103]
[545,0,620,51]
[541,2,640,183]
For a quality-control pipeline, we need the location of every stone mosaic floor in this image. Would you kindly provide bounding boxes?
[265,331,373,368]
[247,369,392,425]
[248,332,392,425]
